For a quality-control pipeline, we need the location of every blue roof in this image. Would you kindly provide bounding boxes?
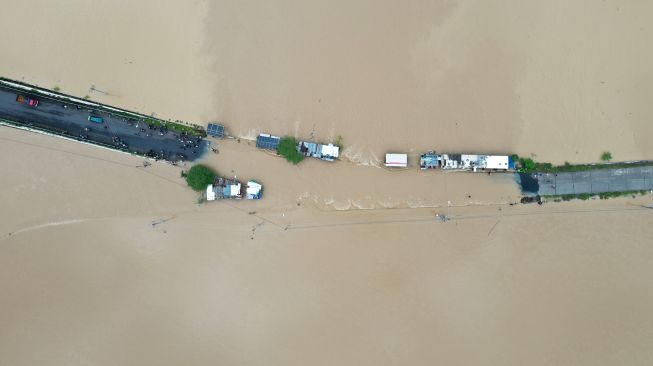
[420,152,440,168]
[298,141,318,155]
[207,123,225,137]
[256,134,280,150]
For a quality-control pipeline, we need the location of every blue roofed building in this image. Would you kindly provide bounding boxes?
[256,133,281,150]
[207,123,225,138]
[420,151,440,170]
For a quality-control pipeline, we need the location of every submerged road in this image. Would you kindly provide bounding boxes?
[0,85,208,162]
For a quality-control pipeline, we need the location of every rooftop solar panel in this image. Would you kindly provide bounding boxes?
[207,123,225,137]
[256,134,280,150]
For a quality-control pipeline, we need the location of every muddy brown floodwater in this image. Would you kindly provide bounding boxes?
[1,0,653,365]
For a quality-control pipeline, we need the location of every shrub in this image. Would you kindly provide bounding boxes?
[519,158,536,172]
[277,137,304,164]
[335,135,344,148]
[184,164,216,191]
[561,194,575,201]
[601,151,612,161]
[578,193,592,200]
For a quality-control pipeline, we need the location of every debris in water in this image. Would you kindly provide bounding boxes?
[435,213,450,222]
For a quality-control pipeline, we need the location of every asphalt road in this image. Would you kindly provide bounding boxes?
[521,167,653,195]
[0,86,208,162]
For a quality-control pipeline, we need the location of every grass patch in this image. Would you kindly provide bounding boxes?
[277,136,305,164]
[544,190,649,202]
[597,190,646,199]
[103,109,205,137]
[512,154,653,173]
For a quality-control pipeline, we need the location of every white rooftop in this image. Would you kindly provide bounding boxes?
[206,184,216,201]
[385,153,408,167]
[486,155,510,170]
[320,143,339,158]
[229,183,241,197]
[246,180,263,199]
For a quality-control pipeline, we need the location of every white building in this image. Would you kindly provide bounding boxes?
[246,180,263,200]
[320,143,340,160]
[485,155,510,170]
[385,153,408,168]
[206,184,216,201]
[297,141,340,162]
[440,154,512,171]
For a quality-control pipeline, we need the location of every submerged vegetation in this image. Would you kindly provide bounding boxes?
[277,137,304,164]
[334,135,344,148]
[512,154,653,173]
[544,190,649,202]
[184,164,216,191]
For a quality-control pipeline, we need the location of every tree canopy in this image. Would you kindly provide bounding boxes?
[185,164,216,191]
[601,151,612,162]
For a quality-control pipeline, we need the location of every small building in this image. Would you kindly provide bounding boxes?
[385,153,408,168]
[246,180,263,200]
[420,151,440,170]
[297,140,319,157]
[297,141,340,162]
[207,177,242,200]
[440,153,513,171]
[207,123,225,138]
[206,178,263,201]
[319,143,339,161]
[256,133,281,150]
[206,184,217,201]
[485,155,511,170]
[440,154,463,169]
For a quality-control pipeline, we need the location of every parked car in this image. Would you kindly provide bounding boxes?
[16,95,38,107]
[88,115,104,123]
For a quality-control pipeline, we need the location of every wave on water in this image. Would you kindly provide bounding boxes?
[237,128,259,141]
[316,195,440,211]
[341,145,382,167]
[7,218,88,237]
[311,191,515,211]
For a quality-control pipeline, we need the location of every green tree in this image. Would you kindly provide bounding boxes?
[601,151,612,162]
[277,137,304,164]
[519,158,536,172]
[184,164,216,191]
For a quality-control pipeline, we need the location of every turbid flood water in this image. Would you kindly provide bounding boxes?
[1,0,653,365]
